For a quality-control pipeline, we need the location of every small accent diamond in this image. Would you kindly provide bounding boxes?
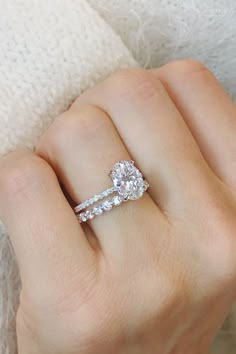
[79,212,87,222]
[112,195,123,206]
[74,187,116,213]
[93,206,103,216]
[85,210,94,220]
[102,200,113,211]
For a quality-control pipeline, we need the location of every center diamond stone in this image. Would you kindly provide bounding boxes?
[109,160,148,200]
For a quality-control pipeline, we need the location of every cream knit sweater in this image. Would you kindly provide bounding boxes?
[1,1,236,353]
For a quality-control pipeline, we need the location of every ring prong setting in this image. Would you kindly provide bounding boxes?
[75,160,149,222]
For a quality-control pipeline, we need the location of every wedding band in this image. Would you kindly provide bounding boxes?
[74,160,149,223]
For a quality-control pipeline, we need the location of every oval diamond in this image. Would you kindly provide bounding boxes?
[109,161,147,200]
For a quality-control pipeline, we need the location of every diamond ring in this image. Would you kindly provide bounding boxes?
[74,160,149,223]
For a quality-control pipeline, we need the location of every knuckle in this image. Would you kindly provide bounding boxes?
[38,105,108,157]
[163,58,209,76]
[109,67,163,101]
[37,113,71,157]
[0,151,47,201]
[72,105,111,139]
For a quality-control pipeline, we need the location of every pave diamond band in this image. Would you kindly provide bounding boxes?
[74,160,149,223]
[74,186,116,213]
[78,195,124,223]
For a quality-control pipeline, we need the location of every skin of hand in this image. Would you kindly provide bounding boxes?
[1,59,236,354]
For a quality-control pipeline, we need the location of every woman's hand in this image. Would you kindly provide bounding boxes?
[1,59,236,354]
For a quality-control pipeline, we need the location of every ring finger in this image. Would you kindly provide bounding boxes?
[36,105,163,261]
